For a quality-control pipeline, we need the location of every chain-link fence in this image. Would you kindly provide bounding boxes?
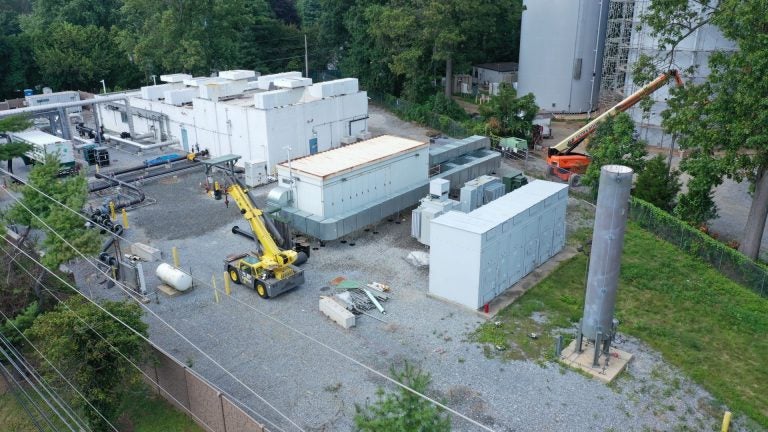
[629,197,768,297]
[367,92,471,138]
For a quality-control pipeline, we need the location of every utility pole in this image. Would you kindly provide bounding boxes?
[304,34,309,78]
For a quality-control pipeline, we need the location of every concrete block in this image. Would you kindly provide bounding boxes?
[319,296,355,328]
[558,339,633,384]
[130,243,162,262]
[219,70,257,81]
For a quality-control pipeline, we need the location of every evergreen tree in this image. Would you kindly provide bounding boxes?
[582,113,647,199]
[354,363,450,432]
[633,154,681,211]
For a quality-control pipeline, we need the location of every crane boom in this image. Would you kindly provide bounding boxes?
[224,177,304,299]
[226,180,298,268]
[550,70,683,156]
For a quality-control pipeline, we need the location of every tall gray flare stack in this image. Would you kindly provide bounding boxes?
[577,164,633,367]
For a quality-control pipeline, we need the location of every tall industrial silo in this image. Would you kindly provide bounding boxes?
[517,0,610,113]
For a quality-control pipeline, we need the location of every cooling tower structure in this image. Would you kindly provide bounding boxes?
[517,0,610,114]
[576,165,633,367]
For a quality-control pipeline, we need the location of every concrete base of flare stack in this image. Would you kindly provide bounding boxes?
[558,339,633,384]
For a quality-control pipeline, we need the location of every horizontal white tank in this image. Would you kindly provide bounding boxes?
[155,263,192,292]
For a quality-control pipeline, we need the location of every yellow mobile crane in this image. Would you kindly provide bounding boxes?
[224,178,305,298]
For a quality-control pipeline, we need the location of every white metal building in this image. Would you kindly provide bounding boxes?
[429,180,568,310]
[96,70,369,171]
[275,135,428,218]
[472,63,518,87]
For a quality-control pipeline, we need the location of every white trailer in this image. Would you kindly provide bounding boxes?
[10,130,77,174]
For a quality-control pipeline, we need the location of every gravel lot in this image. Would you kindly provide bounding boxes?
[62,110,762,431]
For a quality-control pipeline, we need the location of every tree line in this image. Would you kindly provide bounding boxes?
[0,0,522,99]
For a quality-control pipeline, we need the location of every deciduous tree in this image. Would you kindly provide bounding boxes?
[636,0,768,259]
[6,155,101,269]
[582,113,647,199]
[25,297,148,430]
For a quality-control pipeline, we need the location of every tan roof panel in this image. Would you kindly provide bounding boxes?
[280,135,427,179]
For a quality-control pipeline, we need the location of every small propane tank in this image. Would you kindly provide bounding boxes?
[155,263,192,292]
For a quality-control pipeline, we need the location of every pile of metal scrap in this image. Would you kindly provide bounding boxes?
[329,278,390,322]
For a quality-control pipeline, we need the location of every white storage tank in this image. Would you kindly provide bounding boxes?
[155,263,192,292]
[517,0,610,113]
[429,180,568,310]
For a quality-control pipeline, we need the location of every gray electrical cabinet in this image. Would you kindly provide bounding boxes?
[429,180,568,310]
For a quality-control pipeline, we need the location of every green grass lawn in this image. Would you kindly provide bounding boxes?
[0,386,204,432]
[474,223,768,427]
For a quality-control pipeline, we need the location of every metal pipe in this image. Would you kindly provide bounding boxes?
[103,133,178,150]
[0,94,138,118]
[89,160,199,192]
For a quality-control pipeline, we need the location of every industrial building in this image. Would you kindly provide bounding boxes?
[517,0,610,114]
[271,135,501,240]
[96,70,369,173]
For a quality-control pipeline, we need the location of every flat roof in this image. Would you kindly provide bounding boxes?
[280,135,427,179]
[11,130,68,146]
[474,62,518,73]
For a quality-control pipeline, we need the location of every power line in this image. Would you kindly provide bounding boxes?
[0,356,49,432]
[0,332,87,432]
[0,168,498,431]
[0,237,289,432]
[1,186,305,432]
[0,308,117,431]
[0,342,68,431]
[0,240,229,432]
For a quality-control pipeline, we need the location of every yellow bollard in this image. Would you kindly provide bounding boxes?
[721,411,732,432]
[109,201,116,220]
[121,208,129,229]
[224,272,231,296]
[172,247,179,268]
[212,274,220,303]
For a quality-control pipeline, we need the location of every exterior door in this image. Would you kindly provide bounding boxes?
[309,137,318,155]
[181,128,189,152]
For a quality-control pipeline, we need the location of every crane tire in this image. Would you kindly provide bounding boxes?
[255,282,270,299]
[228,267,241,285]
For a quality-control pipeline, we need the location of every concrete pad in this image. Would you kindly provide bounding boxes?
[158,284,184,297]
[558,339,632,384]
